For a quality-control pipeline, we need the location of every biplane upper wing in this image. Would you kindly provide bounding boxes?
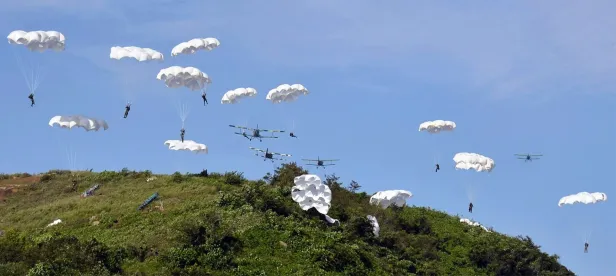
[272,151,291,157]
[229,124,253,130]
[319,159,340,162]
[249,147,265,153]
[259,128,286,133]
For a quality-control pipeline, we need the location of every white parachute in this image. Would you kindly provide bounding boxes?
[419,120,456,134]
[164,140,208,154]
[171,38,220,56]
[558,192,607,243]
[49,115,108,131]
[109,46,164,62]
[266,84,309,103]
[7,30,66,52]
[460,218,490,232]
[156,66,211,91]
[221,87,257,104]
[7,30,66,98]
[46,219,62,227]
[369,190,413,209]
[558,192,607,207]
[367,215,380,237]
[292,174,338,224]
[453,152,495,172]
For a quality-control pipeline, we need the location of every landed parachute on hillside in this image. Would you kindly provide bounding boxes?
[171,38,220,56]
[558,192,607,207]
[110,46,164,62]
[157,66,211,91]
[49,115,108,131]
[46,219,62,227]
[164,140,208,154]
[8,30,66,52]
[419,120,456,134]
[453,152,495,172]
[292,174,338,224]
[367,215,380,237]
[460,218,490,232]
[370,190,412,209]
[221,88,257,104]
[266,84,309,103]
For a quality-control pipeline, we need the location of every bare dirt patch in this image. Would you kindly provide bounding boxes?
[0,176,40,201]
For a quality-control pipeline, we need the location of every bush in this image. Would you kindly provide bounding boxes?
[172,172,185,183]
[39,174,53,182]
[0,233,125,275]
[223,171,244,186]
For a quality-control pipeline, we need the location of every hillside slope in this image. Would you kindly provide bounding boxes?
[0,164,574,275]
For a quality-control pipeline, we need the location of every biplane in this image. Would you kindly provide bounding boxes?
[229,124,285,142]
[514,153,542,162]
[249,147,291,162]
[302,157,339,169]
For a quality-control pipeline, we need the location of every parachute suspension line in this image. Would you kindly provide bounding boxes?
[466,182,475,202]
[13,50,34,94]
[12,49,45,95]
[30,64,45,94]
[585,230,592,243]
[65,146,77,172]
[176,101,191,127]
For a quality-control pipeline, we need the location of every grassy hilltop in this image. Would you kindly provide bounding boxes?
[0,164,574,276]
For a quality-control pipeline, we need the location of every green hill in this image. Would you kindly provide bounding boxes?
[0,164,574,276]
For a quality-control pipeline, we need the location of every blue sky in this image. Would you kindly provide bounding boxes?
[1,0,615,274]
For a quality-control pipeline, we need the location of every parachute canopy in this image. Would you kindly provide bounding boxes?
[49,115,108,131]
[46,219,62,227]
[8,30,65,52]
[221,87,257,104]
[110,46,164,62]
[460,218,490,232]
[367,215,380,237]
[156,66,211,91]
[419,120,456,133]
[453,152,495,172]
[291,174,332,215]
[164,140,208,154]
[558,192,607,207]
[369,190,412,209]
[171,38,220,56]
[266,84,309,103]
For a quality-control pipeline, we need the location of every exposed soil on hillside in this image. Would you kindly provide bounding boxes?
[0,176,40,201]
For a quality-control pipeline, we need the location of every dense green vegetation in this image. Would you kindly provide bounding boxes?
[0,164,574,275]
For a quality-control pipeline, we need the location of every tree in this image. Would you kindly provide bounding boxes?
[346,180,361,192]
[324,174,342,189]
[268,162,308,187]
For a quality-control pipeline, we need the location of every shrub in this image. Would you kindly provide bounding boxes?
[223,171,244,186]
[39,174,54,182]
[172,172,185,183]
